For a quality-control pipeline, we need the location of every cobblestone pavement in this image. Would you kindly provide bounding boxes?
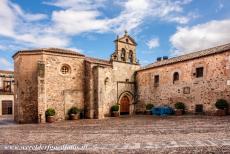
[0,115,230,153]
[0,115,15,125]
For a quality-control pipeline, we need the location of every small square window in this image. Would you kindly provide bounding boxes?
[196,67,203,78]
[3,81,11,92]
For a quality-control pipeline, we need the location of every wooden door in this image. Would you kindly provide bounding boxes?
[120,96,130,114]
[2,101,13,115]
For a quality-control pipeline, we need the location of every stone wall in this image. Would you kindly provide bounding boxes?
[84,60,140,119]
[136,51,230,113]
[0,95,14,116]
[14,54,42,123]
[0,71,14,116]
[38,53,85,122]
[96,61,140,118]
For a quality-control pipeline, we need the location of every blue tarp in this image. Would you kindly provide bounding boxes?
[151,106,173,116]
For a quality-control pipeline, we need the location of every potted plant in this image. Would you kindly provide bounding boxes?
[111,104,119,117]
[146,103,154,115]
[215,99,229,116]
[45,108,55,123]
[174,102,185,115]
[68,107,80,120]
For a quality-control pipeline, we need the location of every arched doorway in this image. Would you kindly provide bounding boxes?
[120,95,130,115]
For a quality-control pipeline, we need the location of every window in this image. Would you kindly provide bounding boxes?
[195,104,203,113]
[121,48,126,62]
[61,65,71,75]
[3,81,11,92]
[104,77,109,85]
[2,101,12,115]
[126,39,129,43]
[196,67,203,78]
[173,72,179,83]
[129,50,133,63]
[154,75,159,87]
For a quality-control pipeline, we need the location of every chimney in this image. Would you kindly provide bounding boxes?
[163,56,168,60]
[157,57,162,62]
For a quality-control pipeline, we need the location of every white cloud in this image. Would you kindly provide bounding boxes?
[170,19,230,56]
[52,10,109,35]
[0,0,194,53]
[140,59,151,66]
[0,57,13,70]
[146,38,160,49]
[47,0,194,35]
[44,0,106,10]
[66,47,84,53]
[0,0,69,48]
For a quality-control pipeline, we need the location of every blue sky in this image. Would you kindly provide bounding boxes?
[0,0,230,70]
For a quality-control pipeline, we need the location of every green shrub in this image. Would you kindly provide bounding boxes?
[68,107,80,115]
[45,108,55,117]
[215,99,229,109]
[146,104,154,110]
[111,104,119,112]
[175,102,185,110]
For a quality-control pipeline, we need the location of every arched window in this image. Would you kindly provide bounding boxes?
[121,48,126,62]
[173,72,179,83]
[104,77,109,85]
[129,50,133,63]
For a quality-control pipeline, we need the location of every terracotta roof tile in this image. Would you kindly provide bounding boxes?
[85,57,112,66]
[140,43,230,71]
[0,70,14,74]
[13,48,85,58]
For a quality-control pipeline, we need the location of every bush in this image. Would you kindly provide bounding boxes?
[111,104,119,112]
[146,103,154,110]
[175,102,185,110]
[45,108,55,117]
[215,99,229,109]
[68,107,80,116]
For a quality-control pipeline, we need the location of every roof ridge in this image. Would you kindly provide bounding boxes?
[0,70,14,74]
[141,42,230,71]
[13,47,85,58]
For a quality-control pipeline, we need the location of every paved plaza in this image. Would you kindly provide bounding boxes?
[0,115,230,153]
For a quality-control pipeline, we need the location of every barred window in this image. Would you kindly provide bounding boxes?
[61,65,71,75]
[196,67,203,78]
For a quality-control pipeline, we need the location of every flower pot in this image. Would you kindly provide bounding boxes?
[145,110,152,115]
[69,113,80,120]
[216,109,226,116]
[175,109,183,116]
[112,111,119,117]
[46,116,55,123]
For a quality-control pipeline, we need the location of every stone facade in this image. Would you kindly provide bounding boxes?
[13,32,140,123]
[0,70,14,116]
[136,44,230,114]
[13,31,230,123]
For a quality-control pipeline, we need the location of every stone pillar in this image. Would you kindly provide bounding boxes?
[97,67,105,119]
[37,61,46,123]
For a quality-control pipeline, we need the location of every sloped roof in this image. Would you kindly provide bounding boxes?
[139,43,230,71]
[0,70,14,74]
[13,48,85,58]
[114,35,137,45]
[85,57,112,66]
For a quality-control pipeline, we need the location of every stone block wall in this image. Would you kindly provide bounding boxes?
[84,61,140,119]
[39,54,85,122]
[14,54,42,123]
[136,51,230,113]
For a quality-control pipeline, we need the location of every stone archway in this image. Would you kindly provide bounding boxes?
[118,91,134,115]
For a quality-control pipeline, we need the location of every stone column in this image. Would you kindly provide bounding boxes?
[37,61,46,123]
